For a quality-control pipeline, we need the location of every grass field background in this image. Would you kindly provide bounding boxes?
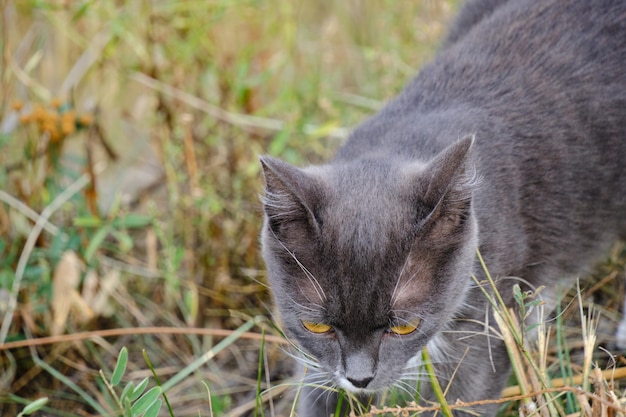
[1,1,626,416]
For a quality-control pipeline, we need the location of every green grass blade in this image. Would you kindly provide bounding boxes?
[556,302,577,413]
[160,316,262,393]
[142,349,175,417]
[255,329,265,417]
[422,347,454,417]
[32,355,108,415]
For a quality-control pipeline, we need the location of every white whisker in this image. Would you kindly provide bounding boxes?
[390,255,411,307]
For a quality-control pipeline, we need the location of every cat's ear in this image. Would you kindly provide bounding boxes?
[423,136,474,205]
[259,156,323,237]
[419,136,475,234]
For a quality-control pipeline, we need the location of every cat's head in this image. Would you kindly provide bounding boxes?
[260,137,477,393]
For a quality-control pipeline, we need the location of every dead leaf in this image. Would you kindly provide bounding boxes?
[51,251,93,336]
[91,269,119,317]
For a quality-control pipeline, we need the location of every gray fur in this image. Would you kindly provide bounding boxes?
[260,0,626,415]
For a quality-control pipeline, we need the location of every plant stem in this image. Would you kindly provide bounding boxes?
[160,316,263,393]
[422,347,454,417]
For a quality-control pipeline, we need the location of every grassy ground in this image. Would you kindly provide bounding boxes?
[1,1,626,416]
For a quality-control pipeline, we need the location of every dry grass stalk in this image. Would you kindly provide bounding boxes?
[503,368,626,398]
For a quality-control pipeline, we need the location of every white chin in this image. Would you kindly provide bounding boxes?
[336,376,379,394]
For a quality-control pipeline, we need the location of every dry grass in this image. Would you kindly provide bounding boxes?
[1,1,626,416]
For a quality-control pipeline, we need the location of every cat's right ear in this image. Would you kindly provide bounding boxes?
[259,156,323,237]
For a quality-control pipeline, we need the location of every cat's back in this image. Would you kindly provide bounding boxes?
[340,0,626,175]
[411,0,626,115]
[442,0,512,48]
[336,0,626,272]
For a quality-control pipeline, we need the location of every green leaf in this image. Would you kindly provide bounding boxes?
[84,226,111,262]
[120,381,135,402]
[123,397,133,417]
[131,386,161,415]
[111,228,133,253]
[512,284,523,304]
[129,377,150,402]
[21,397,49,415]
[143,398,163,417]
[113,214,153,229]
[111,347,128,386]
[73,216,103,228]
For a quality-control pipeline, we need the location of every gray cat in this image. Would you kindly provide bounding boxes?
[260,0,626,415]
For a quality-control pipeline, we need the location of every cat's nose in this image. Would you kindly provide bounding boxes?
[347,376,373,389]
[344,350,376,389]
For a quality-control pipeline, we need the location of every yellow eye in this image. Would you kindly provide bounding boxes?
[301,321,333,334]
[389,318,420,335]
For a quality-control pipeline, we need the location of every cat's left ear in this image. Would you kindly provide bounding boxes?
[423,136,474,204]
[418,136,476,234]
[259,156,323,236]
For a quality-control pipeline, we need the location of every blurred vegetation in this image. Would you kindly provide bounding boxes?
[0,0,455,415]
